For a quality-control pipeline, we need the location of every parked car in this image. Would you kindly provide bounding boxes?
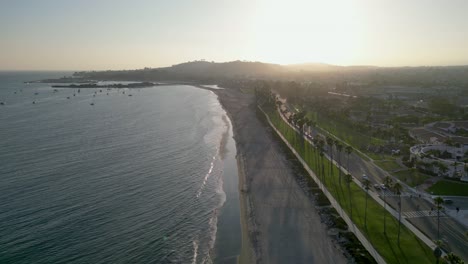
[443,199,453,204]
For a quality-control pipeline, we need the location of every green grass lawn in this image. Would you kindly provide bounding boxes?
[375,160,404,172]
[302,110,394,161]
[240,87,255,94]
[394,169,431,187]
[264,106,436,264]
[427,180,468,196]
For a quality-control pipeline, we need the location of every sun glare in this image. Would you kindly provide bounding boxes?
[249,0,362,65]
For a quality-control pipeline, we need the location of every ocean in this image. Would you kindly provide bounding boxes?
[0,72,241,263]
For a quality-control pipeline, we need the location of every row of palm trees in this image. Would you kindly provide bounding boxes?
[283,107,413,247]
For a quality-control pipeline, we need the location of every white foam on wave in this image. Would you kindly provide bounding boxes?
[196,114,230,264]
[192,239,199,264]
[196,152,217,198]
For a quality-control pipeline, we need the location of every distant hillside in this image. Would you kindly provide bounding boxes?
[285,62,341,72]
[168,60,284,77]
[73,60,468,85]
[74,60,286,82]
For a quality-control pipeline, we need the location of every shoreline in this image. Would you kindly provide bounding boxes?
[192,84,352,263]
[212,87,346,263]
[210,88,256,264]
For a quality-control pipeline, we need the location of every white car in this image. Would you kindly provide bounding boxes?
[362,174,369,181]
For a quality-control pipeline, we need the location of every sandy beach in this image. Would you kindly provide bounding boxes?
[214,87,346,264]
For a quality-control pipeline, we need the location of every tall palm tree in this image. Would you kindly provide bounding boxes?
[345,145,353,173]
[318,141,326,185]
[393,181,403,245]
[383,176,393,234]
[345,173,353,219]
[336,143,343,185]
[302,117,309,134]
[363,178,371,228]
[434,196,444,241]
[434,240,443,264]
[326,136,334,181]
[312,138,319,169]
[443,252,464,264]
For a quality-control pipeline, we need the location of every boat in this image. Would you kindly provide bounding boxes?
[32,101,36,104]
[67,97,70,99]
[128,94,133,97]
[0,102,5,105]
[90,102,94,106]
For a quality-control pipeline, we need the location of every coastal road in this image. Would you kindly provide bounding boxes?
[217,88,346,264]
[278,105,468,260]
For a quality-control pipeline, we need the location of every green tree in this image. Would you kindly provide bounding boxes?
[443,252,464,264]
[326,136,334,182]
[317,139,326,186]
[393,181,403,245]
[336,142,343,185]
[383,176,393,234]
[434,240,443,264]
[345,145,353,172]
[363,178,371,228]
[434,196,444,241]
[345,173,353,219]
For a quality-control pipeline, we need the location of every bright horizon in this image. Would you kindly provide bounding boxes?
[1,0,468,71]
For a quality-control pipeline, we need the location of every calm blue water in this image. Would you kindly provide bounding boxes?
[0,72,241,263]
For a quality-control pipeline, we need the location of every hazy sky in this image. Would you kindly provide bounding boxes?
[1,0,468,70]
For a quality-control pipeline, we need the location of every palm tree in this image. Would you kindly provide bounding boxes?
[312,138,319,169]
[383,176,393,234]
[345,173,353,219]
[393,181,403,245]
[319,144,326,185]
[443,252,464,264]
[326,136,334,181]
[434,196,444,241]
[302,117,309,134]
[345,145,353,173]
[434,240,443,264]
[363,178,371,228]
[452,161,459,178]
[336,143,343,185]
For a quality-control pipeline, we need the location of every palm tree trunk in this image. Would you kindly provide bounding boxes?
[338,151,342,185]
[437,208,440,240]
[398,196,401,245]
[383,191,387,234]
[349,185,353,219]
[347,153,350,172]
[365,192,368,227]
